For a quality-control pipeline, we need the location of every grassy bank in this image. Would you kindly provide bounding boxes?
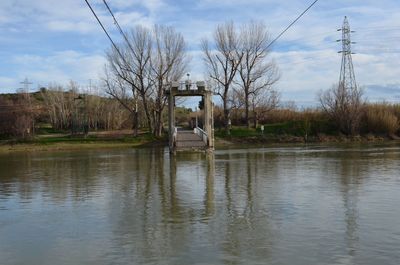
[215,125,400,146]
[1,124,399,154]
[0,131,166,153]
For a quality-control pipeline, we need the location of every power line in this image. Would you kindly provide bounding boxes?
[279,30,337,44]
[84,0,127,65]
[102,1,131,49]
[267,0,321,49]
[101,0,139,68]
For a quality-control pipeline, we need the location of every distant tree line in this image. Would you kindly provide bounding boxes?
[0,82,140,139]
[0,85,398,140]
[40,82,133,133]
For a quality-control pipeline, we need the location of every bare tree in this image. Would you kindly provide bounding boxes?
[202,21,243,133]
[104,24,188,137]
[250,87,280,128]
[104,25,153,136]
[237,21,280,128]
[319,83,364,135]
[0,95,36,139]
[41,82,79,131]
[103,67,141,136]
[150,25,188,136]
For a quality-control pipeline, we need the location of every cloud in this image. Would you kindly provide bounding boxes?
[365,83,400,102]
[1,0,400,105]
[0,0,158,34]
[366,84,400,94]
[46,20,96,34]
[6,51,106,90]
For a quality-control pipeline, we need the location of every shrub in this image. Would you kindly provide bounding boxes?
[364,104,399,135]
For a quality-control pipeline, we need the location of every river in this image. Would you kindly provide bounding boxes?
[0,143,399,265]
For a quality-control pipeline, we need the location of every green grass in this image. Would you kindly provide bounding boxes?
[216,122,304,138]
[215,120,338,139]
[2,132,161,146]
[36,127,67,135]
[0,132,165,153]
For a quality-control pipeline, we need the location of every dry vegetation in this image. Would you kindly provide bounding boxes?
[220,102,400,139]
[363,103,399,135]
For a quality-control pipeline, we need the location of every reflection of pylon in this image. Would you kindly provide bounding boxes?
[338,16,357,91]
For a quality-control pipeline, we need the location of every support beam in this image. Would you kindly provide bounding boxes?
[203,91,214,149]
[168,90,175,152]
[166,81,214,153]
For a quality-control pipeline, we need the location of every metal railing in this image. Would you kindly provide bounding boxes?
[169,81,207,91]
[172,127,178,145]
[194,127,208,144]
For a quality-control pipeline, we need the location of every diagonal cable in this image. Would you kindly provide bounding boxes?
[267,0,321,49]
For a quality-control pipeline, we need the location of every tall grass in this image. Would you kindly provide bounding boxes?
[364,103,399,135]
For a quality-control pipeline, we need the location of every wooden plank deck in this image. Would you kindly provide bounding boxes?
[175,131,206,150]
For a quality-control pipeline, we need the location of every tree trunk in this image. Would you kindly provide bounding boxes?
[223,97,230,135]
[133,111,138,137]
[253,110,258,129]
[245,93,250,128]
[154,110,163,137]
[140,93,153,134]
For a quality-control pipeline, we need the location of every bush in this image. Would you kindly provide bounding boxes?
[364,104,399,135]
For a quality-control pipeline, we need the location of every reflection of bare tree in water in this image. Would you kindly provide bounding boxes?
[338,153,363,257]
[105,148,279,264]
[106,149,218,264]
[221,150,275,263]
[0,151,106,203]
[245,152,254,218]
[102,148,168,262]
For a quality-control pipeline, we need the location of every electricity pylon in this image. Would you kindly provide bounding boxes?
[337,16,357,91]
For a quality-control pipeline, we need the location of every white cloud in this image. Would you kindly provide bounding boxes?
[0,0,158,34]
[10,51,106,90]
[113,11,154,29]
[47,20,96,33]
[1,0,400,104]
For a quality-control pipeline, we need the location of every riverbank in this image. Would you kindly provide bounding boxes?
[215,133,400,146]
[213,126,400,147]
[0,131,166,153]
[1,130,399,153]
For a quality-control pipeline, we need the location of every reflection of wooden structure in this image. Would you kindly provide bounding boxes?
[166,81,214,153]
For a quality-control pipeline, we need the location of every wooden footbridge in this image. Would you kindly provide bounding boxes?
[166,81,214,153]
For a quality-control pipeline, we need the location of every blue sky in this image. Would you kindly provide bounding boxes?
[1,0,400,106]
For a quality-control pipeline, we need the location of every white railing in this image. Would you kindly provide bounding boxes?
[194,127,208,144]
[173,127,178,145]
[170,81,207,91]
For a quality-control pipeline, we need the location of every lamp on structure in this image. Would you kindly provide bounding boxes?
[185,73,191,90]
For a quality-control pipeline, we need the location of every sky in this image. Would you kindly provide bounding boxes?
[1,0,400,107]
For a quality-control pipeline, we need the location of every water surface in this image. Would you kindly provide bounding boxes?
[1,143,399,265]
